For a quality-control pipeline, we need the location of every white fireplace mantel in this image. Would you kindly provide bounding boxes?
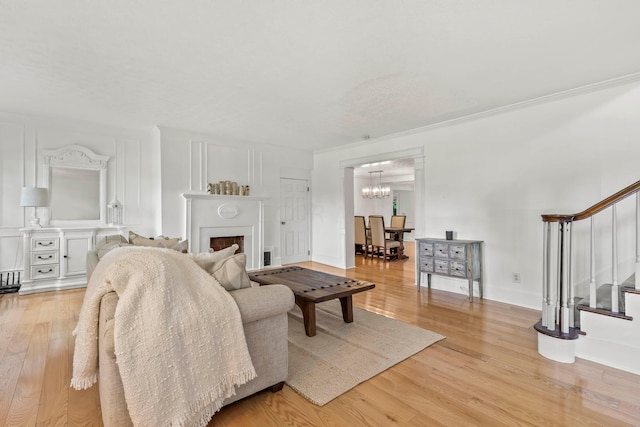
[182,193,267,270]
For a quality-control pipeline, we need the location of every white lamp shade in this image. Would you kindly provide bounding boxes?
[20,187,49,207]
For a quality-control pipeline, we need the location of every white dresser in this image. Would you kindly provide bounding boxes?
[20,226,127,295]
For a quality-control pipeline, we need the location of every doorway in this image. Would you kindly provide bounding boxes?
[341,147,425,269]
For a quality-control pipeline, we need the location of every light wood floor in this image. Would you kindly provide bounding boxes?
[2,243,640,426]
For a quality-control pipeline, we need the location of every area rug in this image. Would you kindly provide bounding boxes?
[286,301,445,406]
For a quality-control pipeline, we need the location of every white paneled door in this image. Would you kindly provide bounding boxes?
[280,178,310,265]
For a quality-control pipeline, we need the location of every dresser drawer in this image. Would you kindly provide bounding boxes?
[31,251,59,265]
[32,237,59,251]
[434,244,449,258]
[419,257,434,272]
[31,264,59,280]
[450,261,467,278]
[434,259,449,274]
[419,242,434,256]
[449,244,466,260]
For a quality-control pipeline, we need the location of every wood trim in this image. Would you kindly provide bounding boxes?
[542,179,640,223]
[622,286,640,295]
[533,319,580,340]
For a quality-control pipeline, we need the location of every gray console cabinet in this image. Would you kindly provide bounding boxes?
[416,238,483,302]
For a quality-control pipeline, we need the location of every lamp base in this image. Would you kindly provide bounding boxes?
[29,217,43,228]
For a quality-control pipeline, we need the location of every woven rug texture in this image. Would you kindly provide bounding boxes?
[286,300,445,406]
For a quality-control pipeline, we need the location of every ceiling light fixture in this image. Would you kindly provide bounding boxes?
[362,171,390,199]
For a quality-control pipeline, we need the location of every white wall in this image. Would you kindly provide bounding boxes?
[0,112,160,272]
[394,188,415,232]
[158,127,313,264]
[312,79,640,309]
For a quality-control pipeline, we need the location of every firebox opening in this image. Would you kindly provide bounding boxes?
[210,236,244,254]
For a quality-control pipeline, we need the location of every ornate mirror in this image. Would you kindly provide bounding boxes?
[42,145,110,225]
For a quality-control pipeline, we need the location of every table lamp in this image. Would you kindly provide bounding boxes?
[20,187,49,227]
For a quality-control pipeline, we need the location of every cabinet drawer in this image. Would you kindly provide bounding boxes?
[419,257,434,272]
[31,264,59,280]
[32,238,59,251]
[449,244,466,260]
[450,261,467,278]
[434,244,449,258]
[31,251,59,265]
[434,259,449,274]
[419,242,434,256]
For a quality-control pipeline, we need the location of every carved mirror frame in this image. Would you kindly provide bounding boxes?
[42,145,110,226]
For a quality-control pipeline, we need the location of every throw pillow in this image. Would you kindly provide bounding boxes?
[95,234,128,253]
[187,244,239,274]
[171,239,188,253]
[211,253,252,291]
[97,241,133,259]
[129,231,181,249]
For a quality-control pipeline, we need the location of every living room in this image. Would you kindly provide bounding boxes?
[2,2,640,426]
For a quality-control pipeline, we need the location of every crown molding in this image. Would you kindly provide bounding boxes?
[322,71,640,153]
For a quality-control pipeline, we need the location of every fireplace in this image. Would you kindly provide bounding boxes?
[210,236,244,253]
[183,193,265,270]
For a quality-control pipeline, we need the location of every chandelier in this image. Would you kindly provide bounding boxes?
[362,170,390,199]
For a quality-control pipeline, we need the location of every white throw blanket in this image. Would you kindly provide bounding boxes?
[71,246,256,427]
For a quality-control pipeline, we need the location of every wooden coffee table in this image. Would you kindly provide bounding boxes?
[248,266,375,337]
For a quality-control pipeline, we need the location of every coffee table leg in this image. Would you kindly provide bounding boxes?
[296,298,317,337]
[339,295,353,323]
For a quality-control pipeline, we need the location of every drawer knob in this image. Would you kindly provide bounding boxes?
[38,268,53,274]
[37,255,52,260]
[38,242,53,246]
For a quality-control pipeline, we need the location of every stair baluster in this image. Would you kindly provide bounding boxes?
[589,217,596,308]
[542,222,551,328]
[568,222,575,328]
[612,205,619,313]
[636,192,640,290]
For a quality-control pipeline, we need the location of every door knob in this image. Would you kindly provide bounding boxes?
[281,221,286,225]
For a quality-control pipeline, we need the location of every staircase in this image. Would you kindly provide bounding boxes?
[534,179,640,375]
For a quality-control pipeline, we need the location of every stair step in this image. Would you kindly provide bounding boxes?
[576,304,633,321]
[621,272,636,288]
[622,286,640,295]
[576,283,628,314]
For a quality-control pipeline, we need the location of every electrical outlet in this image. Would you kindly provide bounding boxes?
[512,273,521,283]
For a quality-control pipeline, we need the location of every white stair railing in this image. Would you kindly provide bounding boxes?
[537,179,640,338]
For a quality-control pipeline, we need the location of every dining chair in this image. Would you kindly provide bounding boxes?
[354,215,370,257]
[369,215,400,261]
[390,215,406,228]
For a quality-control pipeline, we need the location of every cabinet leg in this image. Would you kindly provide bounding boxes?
[468,279,473,303]
[427,274,431,288]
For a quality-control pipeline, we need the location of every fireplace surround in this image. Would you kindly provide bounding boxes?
[182,193,266,270]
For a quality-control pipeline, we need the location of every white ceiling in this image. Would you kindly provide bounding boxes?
[1,1,639,151]
[354,158,414,179]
